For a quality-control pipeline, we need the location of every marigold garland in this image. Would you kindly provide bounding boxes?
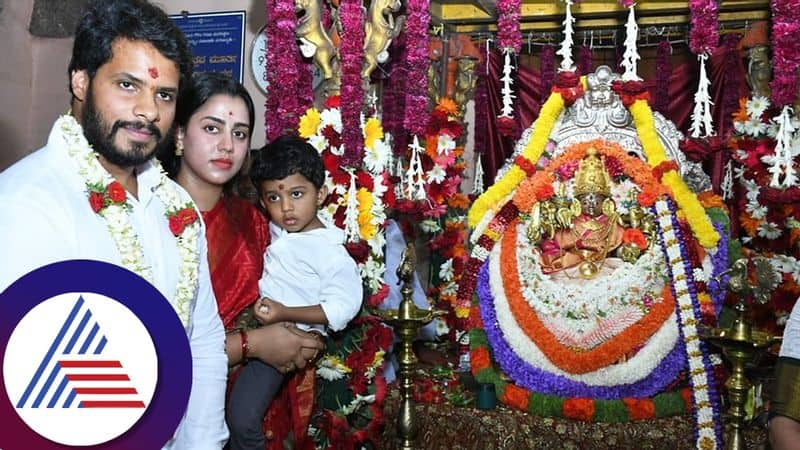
[629,99,719,248]
[468,91,565,227]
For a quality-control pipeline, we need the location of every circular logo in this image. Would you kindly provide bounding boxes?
[0,260,192,449]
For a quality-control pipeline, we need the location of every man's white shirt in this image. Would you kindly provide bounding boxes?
[0,120,228,449]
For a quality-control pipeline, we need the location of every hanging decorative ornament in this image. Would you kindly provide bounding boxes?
[556,0,576,71]
[655,40,672,114]
[495,0,521,137]
[339,0,366,167]
[472,155,485,195]
[343,170,362,243]
[764,106,799,188]
[721,159,733,201]
[620,4,641,81]
[405,135,427,200]
[688,0,719,138]
[689,53,714,138]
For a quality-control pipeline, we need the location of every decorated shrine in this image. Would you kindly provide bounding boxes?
[255,0,798,448]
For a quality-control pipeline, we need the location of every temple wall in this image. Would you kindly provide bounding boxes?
[0,0,268,171]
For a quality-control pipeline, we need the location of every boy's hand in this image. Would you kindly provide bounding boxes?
[254,297,283,325]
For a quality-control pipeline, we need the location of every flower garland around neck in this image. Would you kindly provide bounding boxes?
[60,114,199,327]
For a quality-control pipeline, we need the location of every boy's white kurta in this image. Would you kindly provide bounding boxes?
[259,222,363,335]
[0,121,228,450]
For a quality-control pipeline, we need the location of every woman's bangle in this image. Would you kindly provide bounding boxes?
[239,328,250,362]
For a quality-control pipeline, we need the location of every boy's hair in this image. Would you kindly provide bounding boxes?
[68,0,193,97]
[251,136,325,190]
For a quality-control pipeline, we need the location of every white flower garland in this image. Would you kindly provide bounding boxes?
[60,114,199,327]
[654,199,718,449]
[516,222,667,327]
[489,240,680,385]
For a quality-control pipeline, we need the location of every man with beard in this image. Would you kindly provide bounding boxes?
[0,1,321,448]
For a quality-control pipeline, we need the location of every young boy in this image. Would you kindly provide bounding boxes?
[226,135,363,450]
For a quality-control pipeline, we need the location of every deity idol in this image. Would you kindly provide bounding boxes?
[539,149,624,279]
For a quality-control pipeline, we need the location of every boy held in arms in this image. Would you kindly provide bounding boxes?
[226,136,363,450]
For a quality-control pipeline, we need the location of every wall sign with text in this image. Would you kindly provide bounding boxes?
[171,11,246,83]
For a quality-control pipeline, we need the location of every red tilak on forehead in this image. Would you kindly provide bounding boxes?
[148,67,159,79]
[278,183,285,190]
[228,111,234,116]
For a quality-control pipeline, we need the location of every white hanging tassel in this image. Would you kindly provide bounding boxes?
[405,136,427,200]
[620,5,641,81]
[764,106,798,188]
[721,159,734,201]
[485,37,493,73]
[343,170,361,243]
[556,0,575,71]
[690,53,715,138]
[472,155,485,195]
[498,49,516,118]
[394,157,406,199]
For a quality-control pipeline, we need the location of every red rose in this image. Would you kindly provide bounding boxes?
[345,241,370,264]
[553,85,584,106]
[325,95,341,108]
[107,181,127,204]
[497,116,517,137]
[177,208,198,226]
[611,80,650,107]
[555,70,580,88]
[168,215,185,236]
[88,191,105,213]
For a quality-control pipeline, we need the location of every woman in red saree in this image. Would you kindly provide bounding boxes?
[159,72,323,448]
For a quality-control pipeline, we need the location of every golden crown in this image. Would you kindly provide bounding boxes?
[573,148,612,197]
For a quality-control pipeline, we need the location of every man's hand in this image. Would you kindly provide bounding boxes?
[247,322,324,374]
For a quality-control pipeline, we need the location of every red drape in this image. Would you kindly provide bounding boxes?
[478,42,749,192]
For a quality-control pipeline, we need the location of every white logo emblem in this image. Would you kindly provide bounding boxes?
[3,293,158,446]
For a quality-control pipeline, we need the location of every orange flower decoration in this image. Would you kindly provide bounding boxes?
[437,97,459,116]
[622,228,648,250]
[738,211,761,237]
[447,193,471,209]
[500,384,530,410]
[623,397,656,420]
[732,97,749,123]
[562,398,595,421]
[696,191,727,211]
[637,189,659,207]
[470,346,491,371]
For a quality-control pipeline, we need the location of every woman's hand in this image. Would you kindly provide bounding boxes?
[247,322,324,374]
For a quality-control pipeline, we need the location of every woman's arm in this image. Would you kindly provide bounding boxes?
[226,323,323,371]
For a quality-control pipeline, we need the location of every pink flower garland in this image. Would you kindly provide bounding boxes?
[540,45,555,102]
[402,0,431,136]
[265,0,301,140]
[770,0,800,107]
[688,0,719,55]
[474,54,489,157]
[578,45,593,75]
[655,40,671,115]
[496,0,522,53]
[339,0,366,167]
[721,33,742,132]
[383,33,408,155]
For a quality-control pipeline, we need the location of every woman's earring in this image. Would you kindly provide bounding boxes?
[175,141,184,157]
